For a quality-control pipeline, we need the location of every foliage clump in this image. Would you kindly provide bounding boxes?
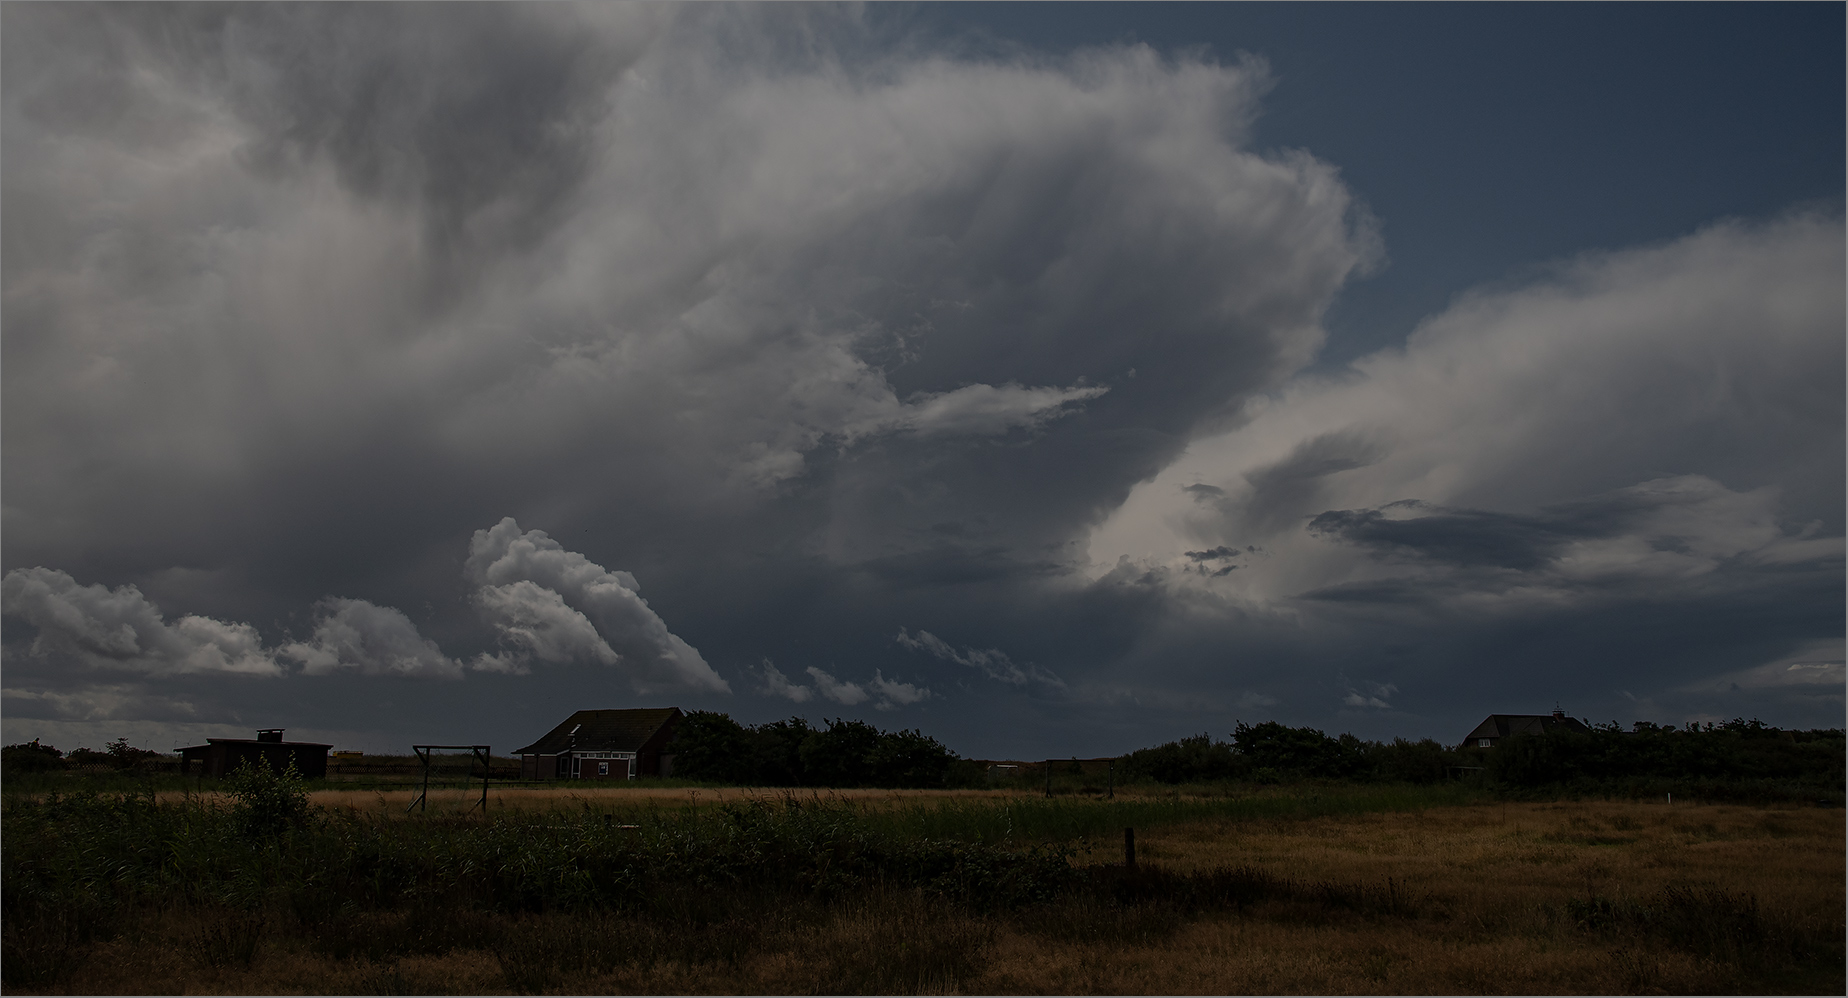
[1119,723,1451,785]
[669,712,975,788]
[1485,717,1845,790]
[1117,715,1844,795]
[2,739,66,773]
[224,757,313,836]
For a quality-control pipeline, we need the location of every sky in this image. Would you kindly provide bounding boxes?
[3,3,1842,759]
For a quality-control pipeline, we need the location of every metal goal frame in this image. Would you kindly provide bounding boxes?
[408,744,491,813]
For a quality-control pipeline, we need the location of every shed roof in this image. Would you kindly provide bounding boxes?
[515,708,681,755]
[176,737,332,754]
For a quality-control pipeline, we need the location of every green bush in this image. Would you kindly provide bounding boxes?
[224,756,313,836]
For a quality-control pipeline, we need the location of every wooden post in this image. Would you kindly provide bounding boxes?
[1125,827,1136,868]
[1045,759,1052,797]
[1108,758,1114,799]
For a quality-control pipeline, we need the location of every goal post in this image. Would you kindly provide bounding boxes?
[408,744,491,813]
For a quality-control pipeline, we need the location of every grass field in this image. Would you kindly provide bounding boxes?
[4,782,1840,995]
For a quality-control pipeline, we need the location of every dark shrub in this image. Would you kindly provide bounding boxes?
[1367,737,1450,783]
[2,739,64,774]
[668,712,961,789]
[1120,733,1243,784]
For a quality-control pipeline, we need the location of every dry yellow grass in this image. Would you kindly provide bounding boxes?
[146,784,1031,813]
[34,798,1845,995]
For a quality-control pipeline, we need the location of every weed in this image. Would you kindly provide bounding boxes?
[197,907,268,968]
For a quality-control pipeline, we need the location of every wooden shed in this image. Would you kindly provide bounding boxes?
[176,728,331,779]
[515,707,681,781]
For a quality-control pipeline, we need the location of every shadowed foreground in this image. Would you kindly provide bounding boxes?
[4,788,1840,995]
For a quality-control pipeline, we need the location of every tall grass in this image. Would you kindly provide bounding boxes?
[4,786,1838,994]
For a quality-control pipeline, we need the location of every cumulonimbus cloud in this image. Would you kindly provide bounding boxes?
[465,517,729,692]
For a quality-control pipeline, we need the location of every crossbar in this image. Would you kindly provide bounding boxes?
[408,744,491,814]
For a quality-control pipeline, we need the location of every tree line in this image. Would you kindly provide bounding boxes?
[1118,718,1845,791]
[665,712,976,789]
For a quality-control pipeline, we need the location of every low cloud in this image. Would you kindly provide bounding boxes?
[870,669,931,710]
[759,659,814,702]
[466,518,728,693]
[896,627,1064,688]
[279,598,462,679]
[805,666,868,706]
[1342,681,1398,710]
[1,567,282,677]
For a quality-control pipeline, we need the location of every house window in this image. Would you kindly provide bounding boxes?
[1478,738,1492,748]
[598,761,610,776]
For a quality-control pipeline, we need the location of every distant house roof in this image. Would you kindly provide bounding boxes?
[1464,713,1592,746]
[515,708,682,755]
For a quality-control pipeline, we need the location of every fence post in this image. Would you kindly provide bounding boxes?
[1125,827,1135,868]
[1045,759,1052,798]
[1108,758,1114,799]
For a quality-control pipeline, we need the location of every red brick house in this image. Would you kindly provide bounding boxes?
[515,707,681,781]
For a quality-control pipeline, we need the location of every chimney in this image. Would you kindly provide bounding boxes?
[257,728,284,743]
[1551,708,1565,721]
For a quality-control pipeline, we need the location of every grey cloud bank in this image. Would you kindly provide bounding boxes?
[2,5,1839,757]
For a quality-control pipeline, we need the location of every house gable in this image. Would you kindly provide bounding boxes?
[514,707,683,779]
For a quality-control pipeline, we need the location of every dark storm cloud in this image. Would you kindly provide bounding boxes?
[1306,499,1601,571]
[2,4,1839,757]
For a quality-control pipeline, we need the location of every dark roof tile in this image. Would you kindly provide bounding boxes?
[515,708,681,755]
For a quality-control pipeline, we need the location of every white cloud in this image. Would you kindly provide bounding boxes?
[1342,681,1397,710]
[869,669,931,710]
[895,626,1064,688]
[278,597,463,679]
[466,517,729,692]
[1,567,283,676]
[805,666,869,706]
[759,659,814,702]
[470,581,619,670]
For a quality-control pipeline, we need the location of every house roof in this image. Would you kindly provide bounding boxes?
[515,708,681,755]
[1464,714,1593,743]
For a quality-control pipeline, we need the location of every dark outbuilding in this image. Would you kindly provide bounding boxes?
[516,707,681,780]
[177,728,331,778]
[1463,709,1593,749]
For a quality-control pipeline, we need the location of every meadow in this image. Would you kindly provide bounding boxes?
[3,768,1840,996]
